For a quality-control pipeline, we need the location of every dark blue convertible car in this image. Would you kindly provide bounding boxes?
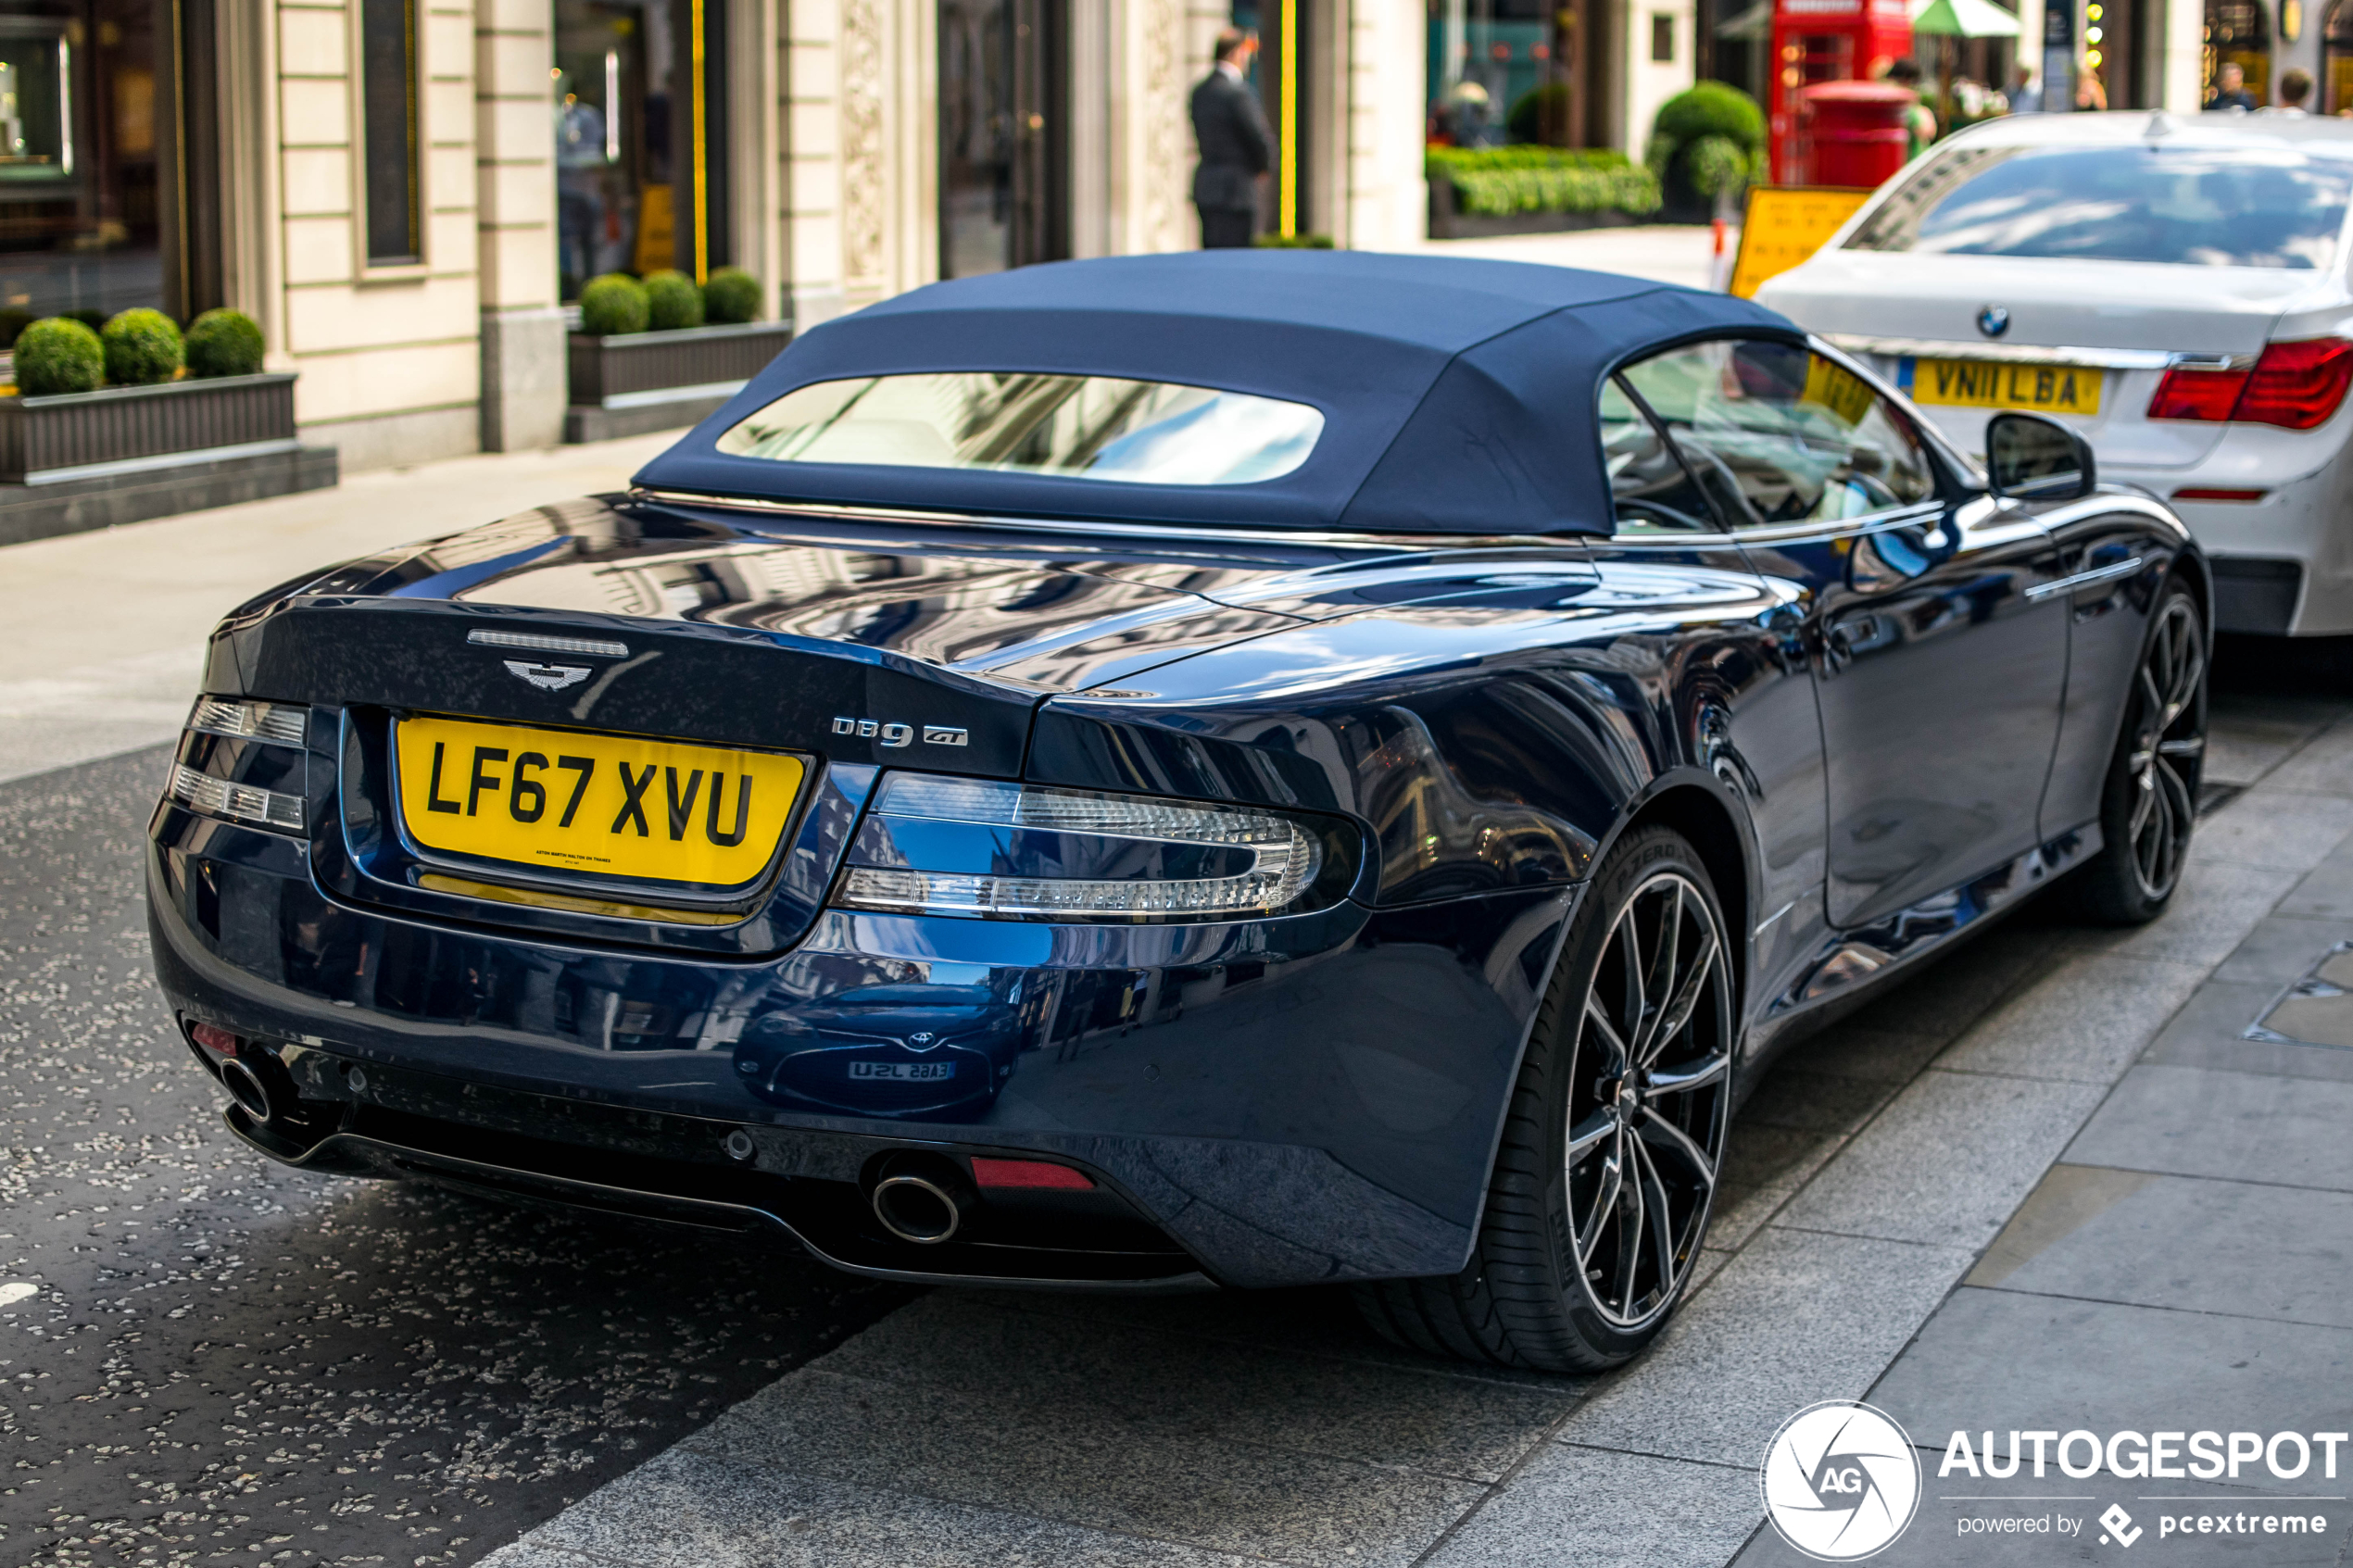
[148,252,2207,1371]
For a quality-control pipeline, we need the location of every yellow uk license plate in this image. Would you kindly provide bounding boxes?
[1907,358,2105,417]
[395,716,805,888]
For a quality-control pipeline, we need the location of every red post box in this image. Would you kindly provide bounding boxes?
[1768,0,1913,183]
[1798,81,1916,189]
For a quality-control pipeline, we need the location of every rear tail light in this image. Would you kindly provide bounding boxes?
[168,697,309,832]
[2148,338,2353,430]
[2146,364,2246,423]
[833,773,1342,922]
[970,1157,1095,1191]
[167,765,305,829]
[2233,338,2353,429]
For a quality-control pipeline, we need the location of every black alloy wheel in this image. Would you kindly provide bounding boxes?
[1564,866,1731,1330]
[2073,582,2207,924]
[1355,825,1734,1372]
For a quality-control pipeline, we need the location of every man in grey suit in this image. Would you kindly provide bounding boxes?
[1190,29,1274,249]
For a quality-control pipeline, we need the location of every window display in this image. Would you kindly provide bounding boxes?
[0,2,159,330]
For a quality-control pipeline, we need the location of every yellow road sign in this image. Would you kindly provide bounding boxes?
[1729,185,1873,300]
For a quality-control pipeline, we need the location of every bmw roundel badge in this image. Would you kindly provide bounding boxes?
[1977,305,2011,338]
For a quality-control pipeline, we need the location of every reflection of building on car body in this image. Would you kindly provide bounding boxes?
[1762,110,2353,636]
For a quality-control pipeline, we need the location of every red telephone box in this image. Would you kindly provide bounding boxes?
[1768,0,1913,183]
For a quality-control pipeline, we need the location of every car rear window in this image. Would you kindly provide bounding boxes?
[713,372,1326,485]
[1844,142,2353,269]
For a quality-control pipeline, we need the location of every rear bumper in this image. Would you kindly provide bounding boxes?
[2112,437,2353,637]
[148,805,1575,1288]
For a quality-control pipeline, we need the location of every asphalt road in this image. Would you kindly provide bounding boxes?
[0,746,912,1568]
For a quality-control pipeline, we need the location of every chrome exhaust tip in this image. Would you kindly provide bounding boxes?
[220,1056,273,1123]
[872,1172,973,1244]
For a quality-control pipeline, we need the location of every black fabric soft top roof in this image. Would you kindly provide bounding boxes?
[633,249,1797,536]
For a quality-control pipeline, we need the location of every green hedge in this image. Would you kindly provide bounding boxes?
[1426,146,1662,219]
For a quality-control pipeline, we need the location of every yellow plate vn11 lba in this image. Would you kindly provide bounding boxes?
[395,715,805,889]
[1905,358,2104,417]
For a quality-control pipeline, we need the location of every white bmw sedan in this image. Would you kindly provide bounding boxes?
[1761,111,2353,637]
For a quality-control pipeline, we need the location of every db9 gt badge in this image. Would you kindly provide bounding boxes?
[1760,1400,1920,1561]
[502,659,592,692]
[832,716,969,748]
[1976,305,2011,339]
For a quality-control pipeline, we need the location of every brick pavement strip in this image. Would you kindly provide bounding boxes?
[460,709,2353,1566]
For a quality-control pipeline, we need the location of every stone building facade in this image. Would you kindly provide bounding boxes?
[0,0,1428,479]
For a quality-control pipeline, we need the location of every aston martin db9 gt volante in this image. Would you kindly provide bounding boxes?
[149,253,2208,1372]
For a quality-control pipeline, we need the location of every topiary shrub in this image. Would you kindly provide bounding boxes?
[184,307,266,378]
[1506,82,1575,146]
[643,269,704,331]
[701,266,761,324]
[102,307,184,385]
[579,272,650,336]
[13,316,104,396]
[1647,82,1767,211]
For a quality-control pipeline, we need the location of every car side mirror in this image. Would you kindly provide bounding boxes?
[1986,412,2095,501]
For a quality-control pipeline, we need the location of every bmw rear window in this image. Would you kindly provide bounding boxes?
[713,372,1326,485]
[1844,142,2353,270]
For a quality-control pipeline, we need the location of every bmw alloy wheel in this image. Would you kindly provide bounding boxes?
[1563,870,1732,1330]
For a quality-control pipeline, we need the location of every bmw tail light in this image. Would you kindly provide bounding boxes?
[2148,339,2353,429]
[2233,338,2353,430]
[833,773,1349,922]
[2146,365,2246,422]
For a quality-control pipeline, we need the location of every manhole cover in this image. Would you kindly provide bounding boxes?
[2247,941,2353,1049]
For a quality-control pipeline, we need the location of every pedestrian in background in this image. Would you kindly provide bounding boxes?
[2207,62,2258,110]
[1885,58,1939,158]
[2007,63,2042,113]
[2277,67,2314,113]
[1190,29,1274,251]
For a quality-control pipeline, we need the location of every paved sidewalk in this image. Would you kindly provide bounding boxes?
[467,680,2353,1568]
[0,432,674,786]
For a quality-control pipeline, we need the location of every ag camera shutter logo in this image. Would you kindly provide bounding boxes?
[1761,1400,1922,1561]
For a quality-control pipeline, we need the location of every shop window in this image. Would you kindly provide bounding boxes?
[0,4,162,324]
[2204,0,2271,104]
[359,0,422,266]
[939,0,1065,277]
[2326,0,2353,109]
[1652,13,1676,61]
[555,0,728,301]
[1427,0,1598,149]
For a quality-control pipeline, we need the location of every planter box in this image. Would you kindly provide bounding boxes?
[565,320,794,444]
[0,371,299,484]
[1427,175,1675,240]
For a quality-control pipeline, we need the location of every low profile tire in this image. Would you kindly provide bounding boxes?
[2069,580,2208,926]
[1354,825,1734,1373]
